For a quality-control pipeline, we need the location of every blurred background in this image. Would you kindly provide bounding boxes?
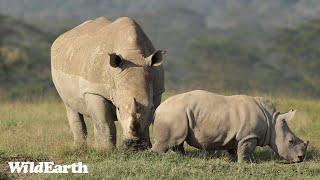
[0,0,320,100]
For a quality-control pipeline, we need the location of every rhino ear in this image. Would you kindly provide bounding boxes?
[285,110,297,121]
[109,53,123,68]
[281,110,297,122]
[273,111,281,123]
[146,50,166,67]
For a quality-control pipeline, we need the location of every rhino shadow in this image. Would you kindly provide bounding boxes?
[183,147,319,164]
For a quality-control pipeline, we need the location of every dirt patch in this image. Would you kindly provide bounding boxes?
[0,155,49,180]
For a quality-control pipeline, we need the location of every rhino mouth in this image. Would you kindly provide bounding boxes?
[123,138,151,150]
[291,155,305,163]
[293,159,303,163]
[294,157,305,163]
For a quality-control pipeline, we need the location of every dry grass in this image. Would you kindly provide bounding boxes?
[0,97,320,179]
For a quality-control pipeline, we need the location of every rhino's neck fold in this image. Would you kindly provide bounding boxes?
[257,103,273,147]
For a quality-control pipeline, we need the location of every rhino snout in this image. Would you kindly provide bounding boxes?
[293,153,306,163]
[291,141,308,163]
[123,138,151,150]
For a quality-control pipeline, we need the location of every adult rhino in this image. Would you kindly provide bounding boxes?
[152,90,309,163]
[51,17,165,150]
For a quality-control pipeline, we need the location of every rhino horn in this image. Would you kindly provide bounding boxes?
[131,98,137,115]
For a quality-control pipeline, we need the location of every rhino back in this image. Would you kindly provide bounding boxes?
[59,17,112,39]
[51,17,156,84]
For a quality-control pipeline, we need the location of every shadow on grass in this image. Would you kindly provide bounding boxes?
[56,144,158,162]
[186,149,228,160]
[183,147,320,164]
[305,148,320,161]
[0,172,9,180]
[57,144,113,161]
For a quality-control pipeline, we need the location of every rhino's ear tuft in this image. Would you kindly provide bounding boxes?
[109,53,123,68]
[146,50,166,67]
[283,110,297,121]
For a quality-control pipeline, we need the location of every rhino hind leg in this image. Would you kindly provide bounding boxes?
[85,94,117,150]
[65,105,87,145]
[237,138,257,163]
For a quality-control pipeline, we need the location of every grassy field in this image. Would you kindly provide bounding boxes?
[0,96,320,179]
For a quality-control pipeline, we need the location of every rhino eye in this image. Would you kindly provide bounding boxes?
[289,139,295,145]
[281,119,287,125]
[136,106,143,112]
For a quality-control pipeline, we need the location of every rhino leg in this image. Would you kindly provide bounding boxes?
[171,143,186,155]
[151,142,169,153]
[152,109,188,154]
[152,143,185,154]
[85,94,117,150]
[237,138,257,163]
[65,105,87,145]
[227,149,237,161]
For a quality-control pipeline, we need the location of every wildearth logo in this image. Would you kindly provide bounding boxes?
[8,162,88,173]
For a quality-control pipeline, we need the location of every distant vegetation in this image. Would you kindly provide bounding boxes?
[0,14,55,99]
[0,0,320,99]
[169,20,320,97]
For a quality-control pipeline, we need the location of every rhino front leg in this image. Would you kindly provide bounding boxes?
[65,104,87,145]
[237,138,257,163]
[227,149,237,161]
[172,143,186,155]
[152,142,169,153]
[85,94,117,150]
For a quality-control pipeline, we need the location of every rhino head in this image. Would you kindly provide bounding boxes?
[269,110,309,163]
[109,50,165,150]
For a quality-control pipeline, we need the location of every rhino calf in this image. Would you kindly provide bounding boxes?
[152,90,309,163]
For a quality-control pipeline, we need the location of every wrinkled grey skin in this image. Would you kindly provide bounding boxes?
[152,90,309,163]
[51,17,165,150]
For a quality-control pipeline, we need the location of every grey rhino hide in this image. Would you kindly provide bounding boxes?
[51,17,165,150]
[152,90,308,163]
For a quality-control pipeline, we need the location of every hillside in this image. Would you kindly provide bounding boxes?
[1,0,320,58]
[0,14,55,99]
[1,0,319,30]
[0,0,320,98]
[169,20,320,97]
